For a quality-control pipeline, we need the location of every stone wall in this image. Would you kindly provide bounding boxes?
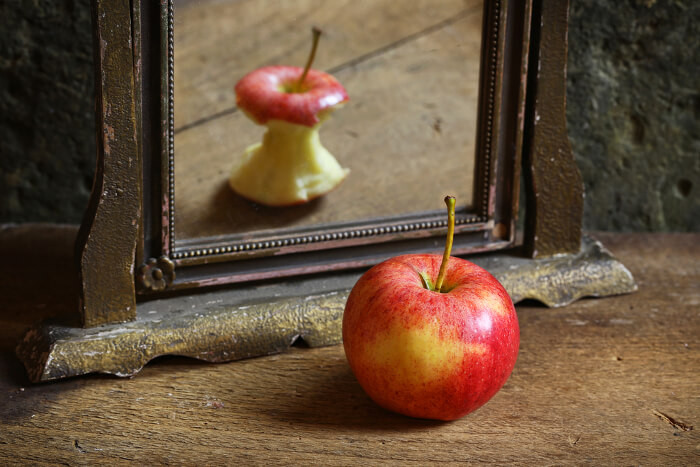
[0,0,95,223]
[1,0,698,230]
[567,0,699,231]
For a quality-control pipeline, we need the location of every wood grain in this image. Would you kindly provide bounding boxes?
[173,0,483,242]
[1,230,698,464]
[173,0,480,129]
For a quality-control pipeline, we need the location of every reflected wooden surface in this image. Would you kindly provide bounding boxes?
[173,0,483,242]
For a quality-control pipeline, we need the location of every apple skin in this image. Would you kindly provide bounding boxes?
[235,65,349,127]
[342,254,519,421]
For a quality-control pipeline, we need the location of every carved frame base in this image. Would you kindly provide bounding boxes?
[17,236,636,382]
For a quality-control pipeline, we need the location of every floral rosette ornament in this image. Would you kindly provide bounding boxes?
[137,256,175,292]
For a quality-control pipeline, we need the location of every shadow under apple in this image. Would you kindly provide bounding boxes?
[193,179,326,237]
[255,349,447,431]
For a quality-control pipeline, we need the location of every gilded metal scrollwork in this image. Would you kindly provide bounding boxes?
[137,256,175,292]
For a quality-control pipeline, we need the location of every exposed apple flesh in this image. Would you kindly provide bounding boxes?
[343,197,519,420]
[229,118,349,206]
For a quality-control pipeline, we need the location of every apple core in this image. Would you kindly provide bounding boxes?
[231,28,349,206]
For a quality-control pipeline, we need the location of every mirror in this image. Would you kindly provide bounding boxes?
[172,0,484,245]
[133,0,523,291]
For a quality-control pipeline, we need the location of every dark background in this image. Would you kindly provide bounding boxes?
[1,0,698,230]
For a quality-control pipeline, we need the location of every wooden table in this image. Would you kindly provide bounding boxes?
[1,230,698,464]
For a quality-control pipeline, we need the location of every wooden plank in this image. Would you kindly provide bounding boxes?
[1,230,698,464]
[173,3,483,241]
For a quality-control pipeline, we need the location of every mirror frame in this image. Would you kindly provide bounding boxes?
[152,0,524,288]
[77,0,583,327]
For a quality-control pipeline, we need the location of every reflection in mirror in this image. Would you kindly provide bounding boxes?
[173,0,483,244]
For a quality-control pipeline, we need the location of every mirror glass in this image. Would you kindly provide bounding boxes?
[173,0,483,245]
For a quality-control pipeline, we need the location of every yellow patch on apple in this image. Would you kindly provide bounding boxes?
[364,319,487,386]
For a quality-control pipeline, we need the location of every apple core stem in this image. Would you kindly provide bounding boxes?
[296,27,322,92]
[435,196,456,293]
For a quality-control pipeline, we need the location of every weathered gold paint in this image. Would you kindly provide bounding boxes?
[17,236,635,382]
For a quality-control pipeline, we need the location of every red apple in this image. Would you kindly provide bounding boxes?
[342,197,519,421]
[230,28,350,206]
[234,65,348,128]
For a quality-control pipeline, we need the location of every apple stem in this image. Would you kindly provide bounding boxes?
[435,196,456,293]
[296,27,322,92]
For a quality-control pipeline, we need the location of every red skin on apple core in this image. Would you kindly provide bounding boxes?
[343,254,520,421]
[234,66,349,127]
